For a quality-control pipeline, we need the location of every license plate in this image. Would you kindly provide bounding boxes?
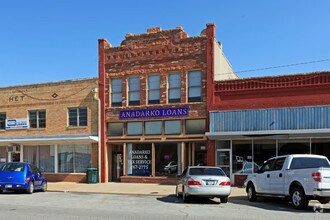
[5,184,13,188]
[206,181,216,185]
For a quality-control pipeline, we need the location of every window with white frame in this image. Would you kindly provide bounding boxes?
[111,78,122,107]
[148,74,160,104]
[188,70,202,102]
[29,110,46,129]
[168,73,181,103]
[128,77,140,106]
[68,108,87,127]
[0,112,6,130]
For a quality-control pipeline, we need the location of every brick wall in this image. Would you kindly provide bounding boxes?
[0,78,98,137]
[101,26,208,121]
[211,71,330,110]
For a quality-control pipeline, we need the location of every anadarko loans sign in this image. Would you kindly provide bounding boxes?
[119,107,189,120]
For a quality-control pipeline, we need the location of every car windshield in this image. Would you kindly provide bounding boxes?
[1,163,25,172]
[189,168,225,176]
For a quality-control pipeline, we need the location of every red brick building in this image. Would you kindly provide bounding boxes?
[206,71,330,185]
[98,24,236,183]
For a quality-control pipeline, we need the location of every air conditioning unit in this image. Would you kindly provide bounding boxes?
[7,146,20,152]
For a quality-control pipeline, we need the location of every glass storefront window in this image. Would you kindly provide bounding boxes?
[145,121,162,135]
[278,139,310,156]
[108,123,123,136]
[186,119,206,134]
[127,122,142,135]
[39,146,55,172]
[23,146,38,165]
[58,144,91,173]
[312,138,330,161]
[0,147,7,165]
[232,140,253,174]
[195,143,207,166]
[165,120,181,134]
[127,144,152,176]
[253,140,276,169]
[155,143,179,177]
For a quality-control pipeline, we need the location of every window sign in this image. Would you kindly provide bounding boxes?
[127,144,152,176]
[6,118,28,130]
[120,107,189,120]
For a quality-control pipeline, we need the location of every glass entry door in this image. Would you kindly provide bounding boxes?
[216,149,231,178]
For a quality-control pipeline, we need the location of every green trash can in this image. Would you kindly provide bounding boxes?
[86,168,98,184]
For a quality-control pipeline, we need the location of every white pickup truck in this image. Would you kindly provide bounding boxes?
[245,154,330,209]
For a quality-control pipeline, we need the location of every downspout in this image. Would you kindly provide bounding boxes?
[93,87,101,183]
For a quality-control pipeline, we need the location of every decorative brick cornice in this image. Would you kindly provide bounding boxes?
[214,71,330,92]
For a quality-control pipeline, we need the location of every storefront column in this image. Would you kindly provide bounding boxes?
[152,143,155,176]
[54,144,58,173]
[181,142,185,171]
[207,140,215,166]
[123,143,127,176]
[20,145,23,162]
[191,143,195,166]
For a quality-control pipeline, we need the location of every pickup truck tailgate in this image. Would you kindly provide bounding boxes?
[318,167,330,189]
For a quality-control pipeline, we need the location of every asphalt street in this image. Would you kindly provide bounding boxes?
[0,191,329,220]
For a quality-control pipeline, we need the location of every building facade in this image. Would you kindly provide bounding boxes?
[0,78,99,182]
[206,71,330,185]
[98,24,236,183]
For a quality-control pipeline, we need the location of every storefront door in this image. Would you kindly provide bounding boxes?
[112,153,123,182]
[216,149,231,178]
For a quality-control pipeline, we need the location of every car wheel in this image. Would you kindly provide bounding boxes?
[175,186,181,198]
[41,181,47,192]
[220,196,228,203]
[247,183,257,202]
[182,190,189,203]
[26,182,34,194]
[291,187,309,210]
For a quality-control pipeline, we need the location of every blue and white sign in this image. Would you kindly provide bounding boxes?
[6,118,29,130]
[119,107,189,120]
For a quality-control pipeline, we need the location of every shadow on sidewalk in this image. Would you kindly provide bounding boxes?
[229,195,330,213]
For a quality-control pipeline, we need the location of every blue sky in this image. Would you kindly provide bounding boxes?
[1,0,330,87]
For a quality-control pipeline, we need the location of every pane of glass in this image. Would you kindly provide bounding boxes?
[129,77,140,91]
[188,87,201,98]
[188,71,201,86]
[195,143,207,166]
[58,145,74,173]
[111,93,122,103]
[23,146,38,165]
[232,140,253,174]
[165,120,181,134]
[155,143,178,177]
[69,109,78,126]
[254,140,276,168]
[0,113,5,129]
[39,145,55,173]
[111,78,122,92]
[148,75,160,90]
[278,139,310,156]
[127,143,152,176]
[108,123,123,136]
[38,111,46,128]
[148,90,160,101]
[129,91,140,101]
[312,138,330,161]
[185,119,205,134]
[74,144,92,173]
[29,111,37,128]
[169,73,180,88]
[127,122,142,135]
[145,121,162,135]
[79,108,87,126]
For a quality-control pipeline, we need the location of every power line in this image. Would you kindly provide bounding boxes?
[233,58,330,74]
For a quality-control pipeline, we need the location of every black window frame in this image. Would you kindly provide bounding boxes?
[29,110,46,129]
[0,112,6,130]
[68,107,88,127]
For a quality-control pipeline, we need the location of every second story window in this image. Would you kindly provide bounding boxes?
[29,110,46,129]
[111,78,122,107]
[148,74,160,104]
[188,70,202,102]
[68,108,87,127]
[168,73,181,103]
[128,77,140,106]
[0,112,6,130]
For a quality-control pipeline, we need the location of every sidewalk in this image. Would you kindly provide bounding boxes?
[47,182,246,197]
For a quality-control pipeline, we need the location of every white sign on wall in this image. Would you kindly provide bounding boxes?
[5,118,29,130]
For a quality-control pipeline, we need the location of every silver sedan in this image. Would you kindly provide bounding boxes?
[176,166,231,203]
